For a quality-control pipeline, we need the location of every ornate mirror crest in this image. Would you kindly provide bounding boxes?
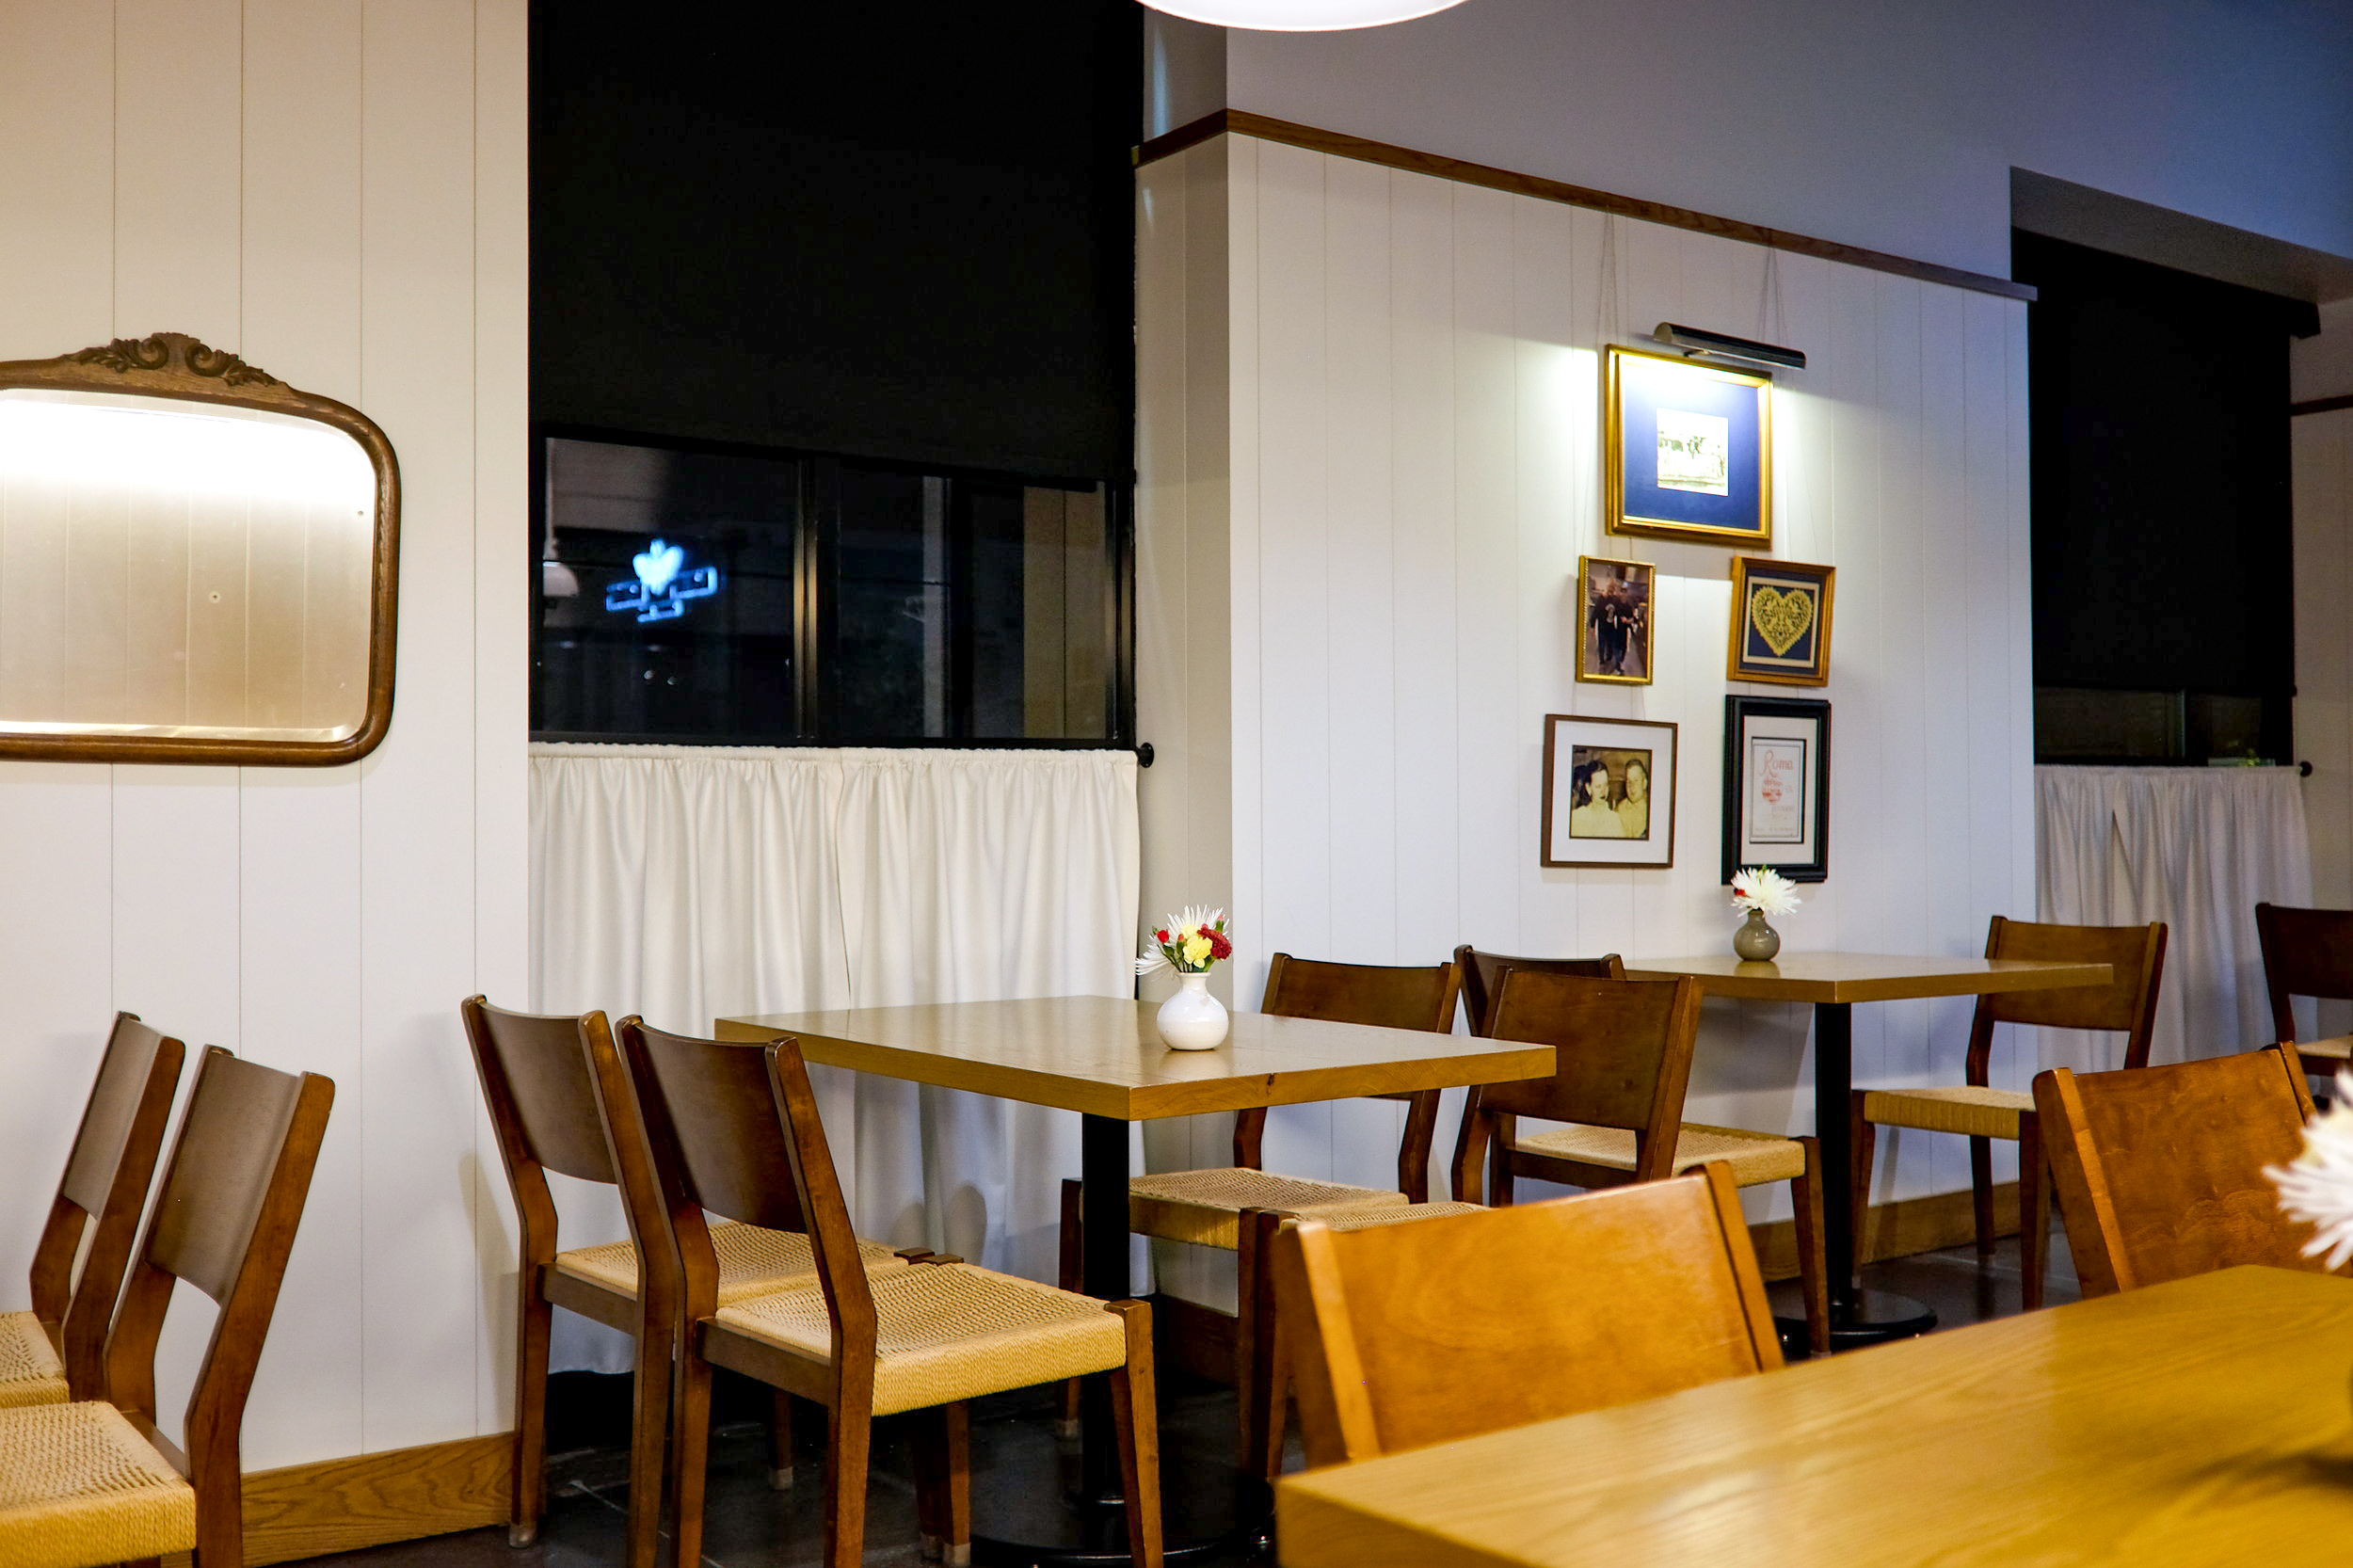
[0,333,400,764]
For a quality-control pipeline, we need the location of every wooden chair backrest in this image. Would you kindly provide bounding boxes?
[1273,1164,1782,1467]
[2255,902,2353,1042]
[30,1013,184,1397]
[1453,947,1626,1037]
[1965,918,2168,1078]
[105,1048,334,1568]
[1477,970,1703,1165]
[615,1018,871,1338]
[463,995,618,1187]
[2033,1048,2323,1297]
[1234,955,1463,1192]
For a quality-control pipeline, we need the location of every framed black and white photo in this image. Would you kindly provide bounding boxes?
[1721,696,1829,883]
[1604,344,1772,547]
[1541,713,1677,869]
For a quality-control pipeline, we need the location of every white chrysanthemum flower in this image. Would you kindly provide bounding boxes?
[1731,867,1801,918]
[1137,906,1229,976]
[2266,1070,2353,1269]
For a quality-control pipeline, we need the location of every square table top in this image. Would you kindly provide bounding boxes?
[1620,951,2112,1004]
[1276,1266,2353,1568]
[714,997,1554,1122]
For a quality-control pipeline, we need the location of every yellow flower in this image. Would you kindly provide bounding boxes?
[1181,932,1212,966]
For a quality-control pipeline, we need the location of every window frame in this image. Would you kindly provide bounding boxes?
[529,424,1136,751]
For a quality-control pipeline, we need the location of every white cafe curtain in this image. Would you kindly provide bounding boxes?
[2035,765,2313,1068]
[530,744,1141,1372]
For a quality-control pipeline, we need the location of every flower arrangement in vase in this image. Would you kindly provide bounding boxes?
[1730,867,1800,961]
[2267,1071,2353,1267]
[1137,906,1233,1049]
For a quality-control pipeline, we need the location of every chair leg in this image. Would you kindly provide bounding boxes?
[509,1284,552,1547]
[1847,1090,1876,1266]
[824,1390,874,1568]
[2020,1112,2051,1312]
[937,1402,971,1567]
[1487,1114,1516,1208]
[1236,1209,1285,1483]
[1107,1301,1165,1568]
[622,1307,673,1568]
[1056,1176,1084,1437]
[667,1346,713,1568]
[1968,1134,1996,1255]
[911,1407,943,1561]
[1788,1139,1831,1355]
[766,1387,796,1491]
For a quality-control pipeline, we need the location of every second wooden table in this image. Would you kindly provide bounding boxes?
[1620,952,2111,1347]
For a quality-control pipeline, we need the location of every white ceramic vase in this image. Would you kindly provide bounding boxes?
[1157,971,1229,1050]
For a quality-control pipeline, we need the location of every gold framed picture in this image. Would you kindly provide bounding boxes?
[1604,344,1772,547]
[1577,555,1655,684]
[1727,556,1834,686]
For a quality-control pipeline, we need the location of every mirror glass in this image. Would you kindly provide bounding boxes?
[0,390,378,744]
[0,333,398,764]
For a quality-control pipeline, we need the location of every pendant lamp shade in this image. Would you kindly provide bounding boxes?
[1144,0,1467,29]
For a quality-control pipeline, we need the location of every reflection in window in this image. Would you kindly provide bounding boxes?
[532,437,1125,746]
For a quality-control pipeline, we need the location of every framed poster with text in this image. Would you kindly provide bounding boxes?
[1605,344,1772,546]
[1721,695,1829,883]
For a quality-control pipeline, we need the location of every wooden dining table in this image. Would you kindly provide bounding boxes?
[1620,952,2112,1346]
[716,995,1554,1565]
[1276,1265,2353,1568]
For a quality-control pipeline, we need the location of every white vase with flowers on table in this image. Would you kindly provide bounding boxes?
[1137,906,1233,1049]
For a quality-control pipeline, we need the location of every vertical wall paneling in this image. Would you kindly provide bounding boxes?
[2294,407,2353,1038]
[0,0,528,1467]
[0,1,120,1313]
[1135,134,2039,1291]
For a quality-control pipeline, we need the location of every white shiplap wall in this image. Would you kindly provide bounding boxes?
[0,0,526,1467]
[1137,135,2035,1304]
[2296,407,2353,915]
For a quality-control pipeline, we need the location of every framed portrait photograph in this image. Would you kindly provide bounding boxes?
[1577,555,1655,684]
[1541,713,1677,869]
[1728,556,1834,686]
[1604,344,1772,547]
[1721,696,1830,883]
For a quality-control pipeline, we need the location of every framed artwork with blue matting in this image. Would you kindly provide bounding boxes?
[1605,344,1771,546]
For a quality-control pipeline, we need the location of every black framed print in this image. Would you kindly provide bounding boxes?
[1721,696,1829,883]
[1542,713,1677,869]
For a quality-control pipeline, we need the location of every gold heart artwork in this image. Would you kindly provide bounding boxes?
[1749,584,1816,657]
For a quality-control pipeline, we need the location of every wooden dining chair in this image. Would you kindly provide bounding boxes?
[1057,955,1462,1448]
[1273,1164,1782,1467]
[0,1047,333,1568]
[4,1013,184,1409]
[2034,1046,2329,1297]
[1852,918,2165,1309]
[1453,945,1625,1038]
[1454,968,1829,1352]
[2255,902,2353,1080]
[464,998,917,1567]
[608,1016,1164,1568]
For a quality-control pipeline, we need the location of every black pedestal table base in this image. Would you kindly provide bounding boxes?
[1809,1000,1939,1349]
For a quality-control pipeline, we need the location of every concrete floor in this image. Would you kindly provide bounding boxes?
[319,1231,2077,1568]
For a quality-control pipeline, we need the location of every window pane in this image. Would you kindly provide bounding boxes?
[533,437,800,741]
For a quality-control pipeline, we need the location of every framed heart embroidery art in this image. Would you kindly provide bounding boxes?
[1728,556,1833,686]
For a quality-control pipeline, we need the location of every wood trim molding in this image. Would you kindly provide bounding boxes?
[2293,392,2353,417]
[164,1432,512,1568]
[1753,1181,2021,1282]
[1137,109,2039,305]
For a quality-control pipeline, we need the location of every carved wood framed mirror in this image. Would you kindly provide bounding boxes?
[0,333,399,764]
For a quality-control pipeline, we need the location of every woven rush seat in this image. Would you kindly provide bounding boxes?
[1295,1200,1486,1233]
[0,1311,68,1410]
[1125,1168,1408,1250]
[1513,1122,1807,1186]
[1860,1085,2032,1141]
[554,1221,905,1306]
[2294,1034,2353,1063]
[713,1262,1127,1416]
[0,1401,197,1568]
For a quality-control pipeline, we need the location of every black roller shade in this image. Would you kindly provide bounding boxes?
[533,1,1142,482]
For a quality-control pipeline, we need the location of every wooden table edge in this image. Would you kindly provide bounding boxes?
[1619,959,2113,1004]
[715,1016,1555,1121]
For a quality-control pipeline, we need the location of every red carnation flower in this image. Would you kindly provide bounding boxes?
[1206,929,1233,961]
[1156,929,1171,944]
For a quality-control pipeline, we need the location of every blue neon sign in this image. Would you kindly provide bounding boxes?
[606,537,721,624]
